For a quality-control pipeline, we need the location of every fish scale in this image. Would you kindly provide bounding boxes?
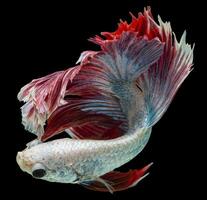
[33,127,151,180]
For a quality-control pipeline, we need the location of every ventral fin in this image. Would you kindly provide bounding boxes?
[81,163,153,193]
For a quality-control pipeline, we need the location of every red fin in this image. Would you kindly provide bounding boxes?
[42,104,112,141]
[89,6,193,127]
[137,24,193,127]
[17,66,81,136]
[81,163,152,193]
[89,7,160,46]
[42,97,125,141]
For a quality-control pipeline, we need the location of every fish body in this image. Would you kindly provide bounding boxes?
[17,128,151,184]
[16,7,194,192]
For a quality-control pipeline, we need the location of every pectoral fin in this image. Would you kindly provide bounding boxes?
[81,163,152,193]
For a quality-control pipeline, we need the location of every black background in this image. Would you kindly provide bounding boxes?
[4,0,206,199]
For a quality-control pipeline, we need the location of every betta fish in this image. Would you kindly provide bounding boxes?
[16,7,194,193]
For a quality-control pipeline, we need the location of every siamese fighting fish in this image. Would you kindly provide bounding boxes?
[16,7,194,193]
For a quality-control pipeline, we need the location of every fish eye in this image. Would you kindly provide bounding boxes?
[32,163,46,178]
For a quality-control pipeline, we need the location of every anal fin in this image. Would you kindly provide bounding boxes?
[81,163,152,193]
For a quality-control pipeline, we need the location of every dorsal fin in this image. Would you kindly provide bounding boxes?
[17,66,81,137]
[65,121,123,140]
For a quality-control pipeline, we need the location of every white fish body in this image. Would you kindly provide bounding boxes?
[17,127,151,184]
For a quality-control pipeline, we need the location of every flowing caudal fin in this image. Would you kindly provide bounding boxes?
[90,32,164,81]
[18,8,193,141]
[81,163,153,193]
[42,32,163,140]
[137,17,194,126]
[89,8,194,127]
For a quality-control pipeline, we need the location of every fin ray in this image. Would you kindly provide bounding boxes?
[137,23,193,126]
[81,163,152,192]
[17,66,81,136]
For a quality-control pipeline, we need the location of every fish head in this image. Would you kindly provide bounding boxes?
[16,143,78,183]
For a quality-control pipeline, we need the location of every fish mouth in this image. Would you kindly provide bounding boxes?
[16,151,31,174]
[16,152,23,168]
